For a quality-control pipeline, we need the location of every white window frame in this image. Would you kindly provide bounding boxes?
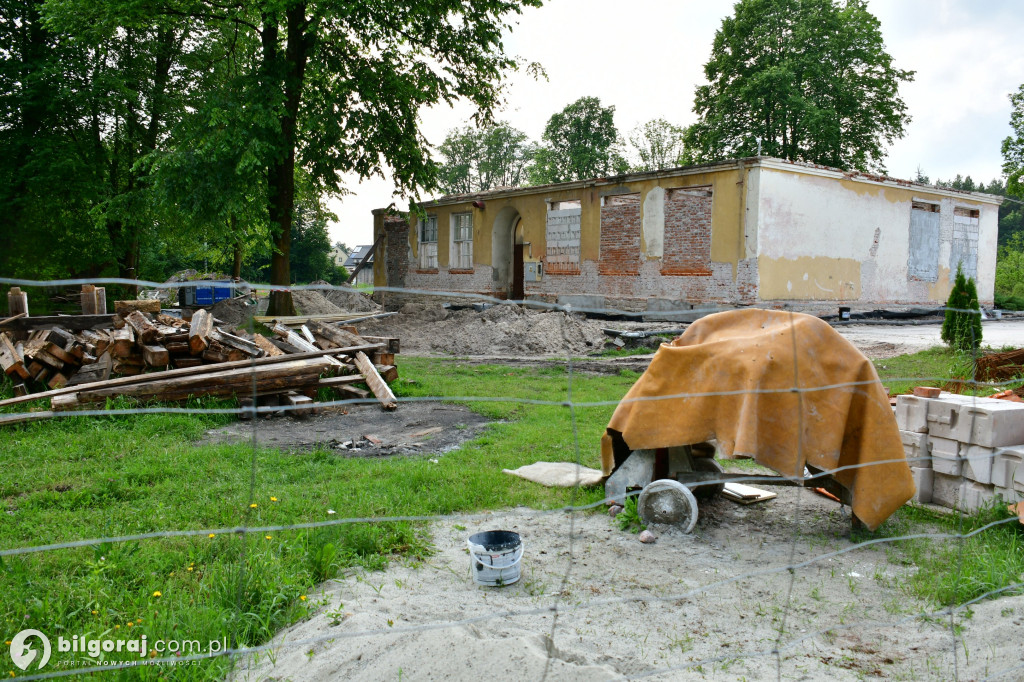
[419,215,438,269]
[451,212,473,270]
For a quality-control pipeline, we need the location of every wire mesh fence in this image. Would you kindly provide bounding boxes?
[1,277,1023,681]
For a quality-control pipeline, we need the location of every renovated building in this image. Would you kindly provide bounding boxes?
[370,157,1002,313]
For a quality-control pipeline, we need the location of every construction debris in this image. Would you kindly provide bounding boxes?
[0,300,402,423]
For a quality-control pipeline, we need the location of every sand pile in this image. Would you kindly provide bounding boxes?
[309,281,381,312]
[357,303,606,356]
[209,297,256,326]
[292,290,344,316]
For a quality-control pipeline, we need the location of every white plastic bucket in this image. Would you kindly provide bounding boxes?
[467,530,523,587]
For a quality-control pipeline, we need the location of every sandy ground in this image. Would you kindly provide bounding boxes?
[223,315,1024,681]
[234,494,1024,681]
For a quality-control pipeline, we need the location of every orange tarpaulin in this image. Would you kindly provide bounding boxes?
[601,309,914,530]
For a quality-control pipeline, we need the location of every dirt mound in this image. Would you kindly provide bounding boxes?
[210,297,257,326]
[310,281,380,313]
[357,303,606,356]
[292,290,343,316]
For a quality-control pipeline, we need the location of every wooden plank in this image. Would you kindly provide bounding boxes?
[114,300,160,315]
[0,344,383,409]
[80,285,96,315]
[376,364,398,383]
[42,342,80,366]
[211,328,263,357]
[165,341,190,354]
[31,348,65,370]
[252,333,284,357]
[7,287,28,317]
[373,352,396,366]
[352,351,397,410]
[47,372,69,389]
[141,344,170,367]
[0,314,116,332]
[0,312,27,327]
[125,310,159,344]
[173,357,204,369]
[299,325,317,345]
[283,391,315,417]
[94,287,107,315]
[188,309,213,354]
[307,320,366,349]
[361,336,400,354]
[253,313,366,325]
[272,323,344,367]
[347,233,383,282]
[319,375,368,387]
[333,385,370,401]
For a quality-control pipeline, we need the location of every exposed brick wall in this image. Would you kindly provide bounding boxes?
[383,215,409,289]
[598,194,641,276]
[662,189,712,275]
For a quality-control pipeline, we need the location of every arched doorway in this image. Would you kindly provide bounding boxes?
[491,206,524,299]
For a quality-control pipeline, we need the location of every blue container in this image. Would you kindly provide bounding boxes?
[213,286,232,303]
[194,287,214,306]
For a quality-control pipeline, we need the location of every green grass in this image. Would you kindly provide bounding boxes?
[0,359,633,679]
[872,500,1024,607]
[872,345,1024,396]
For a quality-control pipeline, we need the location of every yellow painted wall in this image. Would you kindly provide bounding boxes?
[757,256,861,300]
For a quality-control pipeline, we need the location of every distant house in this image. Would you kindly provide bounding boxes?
[344,245,374,286]
[370,157,1002,313]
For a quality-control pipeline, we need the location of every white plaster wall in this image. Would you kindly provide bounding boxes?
[641,186,665,258]
[754,168,998,304]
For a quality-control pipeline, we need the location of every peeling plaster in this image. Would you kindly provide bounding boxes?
[642,186,665,259]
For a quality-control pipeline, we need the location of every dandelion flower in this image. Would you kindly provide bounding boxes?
[249,503,258,509]
[91,610,98,616]
[187,567,193,572]
[114,625,120,630]
[208,533,215,539]
[299,595,307,601]
[152,591,162,598]
[127,622,134,628]
[270,496,278,502]
[265,535,272,540]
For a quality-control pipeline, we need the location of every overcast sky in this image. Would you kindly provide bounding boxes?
[328,0,1024,246]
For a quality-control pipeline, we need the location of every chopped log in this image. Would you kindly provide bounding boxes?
[31,348,65,370]
[109,327,135,357]
[12,383,27,397]
[188,309,214,354]
[173,357,204,369]
[80,285,96,315]
[307,320,367,349]
[33,366,51,383]
[0,332,30,380]
[47,372,69,389]
[66,344,86,362]
[112,314,126,329]
[352,351,397,410]
[283,391,315,417]
[202,343,229,363]
[211,328,263,357]
[141,344,170,367]
[373,351,396,366]
[252,333,284,357]
[376,364,398,383]
[27,360,45,379]
[112,363,145,376]
[7,287,28,317]
[156,313,186,327]
[0,344,382,409]
[225,349,247,362]
[362,336,400,354]
[124,311,159,344]
[54,357,333,408]
[114,299,160,315]
[164,341,190,354]
[42,342,80,366]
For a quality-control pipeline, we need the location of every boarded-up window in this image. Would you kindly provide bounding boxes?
[951,207,980,281]
[545,203,581,275]
[661,188,713,276]
[907,201,939,281]
[599,193,641,276]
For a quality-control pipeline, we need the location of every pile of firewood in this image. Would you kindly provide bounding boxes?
[0,299,400,422]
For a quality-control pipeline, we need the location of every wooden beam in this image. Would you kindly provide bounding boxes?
[114,299,160,315]
[272,322,344,367]
[347,233,384,282]
[7,287,28,317]
[352,351,397,410]
[188,309,213,354]
[0,314,117,332]
[0,344,383,410]
[251,333,284,357]
[125,310,159,344]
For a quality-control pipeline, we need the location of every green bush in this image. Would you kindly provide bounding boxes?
[995,232,1024,308]
[941,263,982,351]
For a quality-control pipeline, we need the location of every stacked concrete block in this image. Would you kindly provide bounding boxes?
[895,392,1024,512]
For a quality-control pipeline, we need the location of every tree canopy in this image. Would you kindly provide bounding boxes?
[687,0,913,172]
[529,96,627,184]
[1003,83,1024,198]
[627,119,688,172]
[437,122,536,195]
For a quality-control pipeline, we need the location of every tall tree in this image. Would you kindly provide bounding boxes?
[628,118,688,172]
[1003,83,1024,197]
[687,0,913,172]
[530,96,627,184]
[165,0,541,316]
[437,122,536,194]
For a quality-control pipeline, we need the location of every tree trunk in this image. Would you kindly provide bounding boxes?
[263,5,312,317]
